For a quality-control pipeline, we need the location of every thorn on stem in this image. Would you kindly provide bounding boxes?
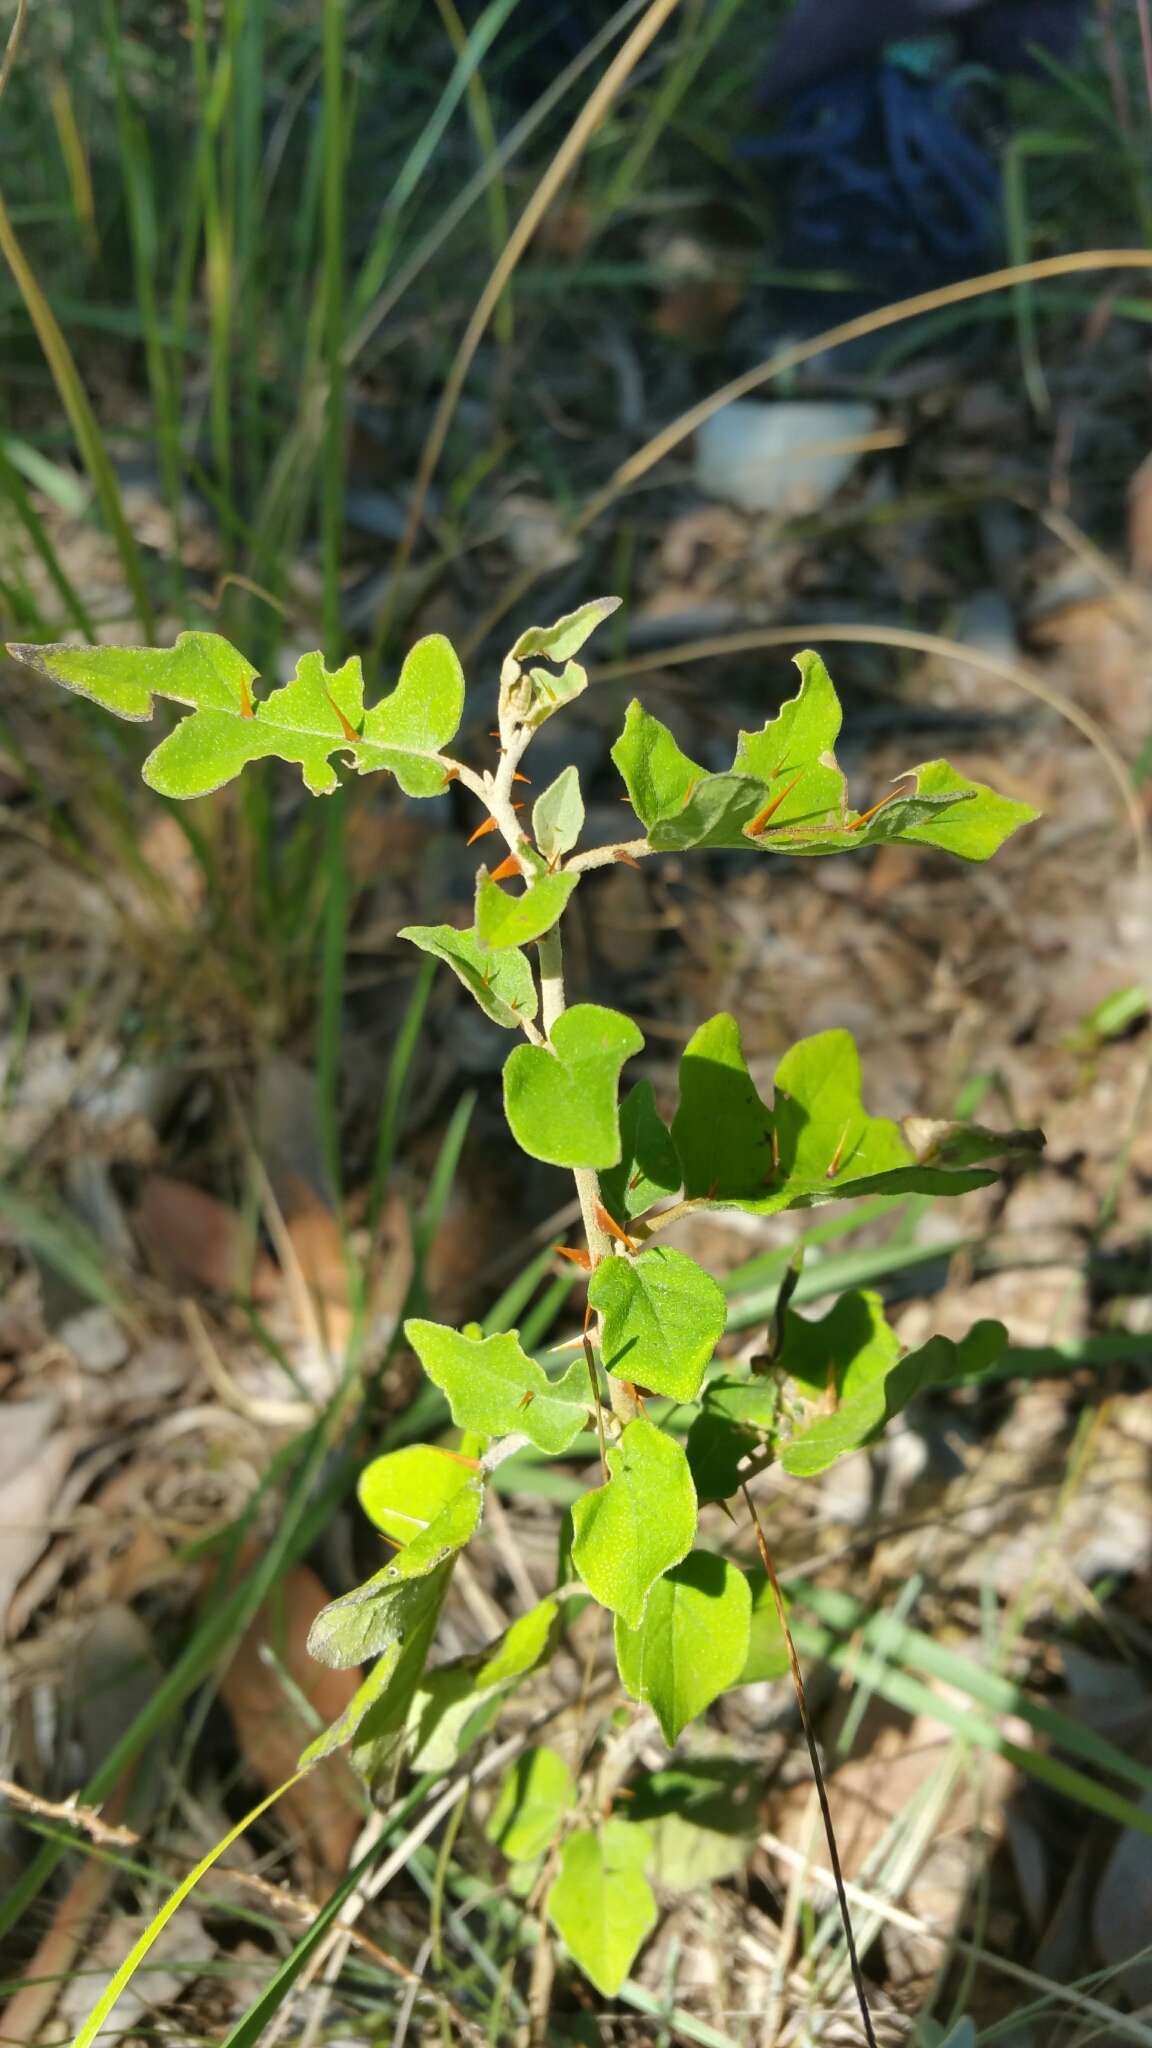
[489,852,522,881]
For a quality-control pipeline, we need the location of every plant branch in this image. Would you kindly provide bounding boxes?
[566,836,651,875]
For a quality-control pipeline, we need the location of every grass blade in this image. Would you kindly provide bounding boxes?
[0,192,155,636]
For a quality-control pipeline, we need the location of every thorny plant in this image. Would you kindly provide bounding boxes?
[9,605,1042,2019]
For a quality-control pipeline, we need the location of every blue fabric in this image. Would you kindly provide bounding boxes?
[741,63,1002,285]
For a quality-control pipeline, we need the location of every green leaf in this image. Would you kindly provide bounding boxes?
[570,1419,696,1628]
[891,758,1039,860]
[687,1375,782,1497]
[739,1570,791,1682]
[672,1017,1004,1215]
[476,867,578,950]
[357,1443,477,1545]
[646,773,767,853]
[670,1012,774,1202]
[487,1745,575,1861]
[685,1409,762,1503]
[503,1004,644,1169]
[404,1319,592,1454]
[614,1551,751,1742]
[508,596,621,667]
[610,699,704,832]
[309,1480,482,1667]
[354,634,465,796]
[501,600,621,734]
[769,1029,997,1207]
[9,631,254,723]
[605,652,1036,861]
[532,765,585,864]
[588,1246,726,1402]
[599,1080,681,1222]
[732,649,846,829]
[9,632,466,801]
[408,1597,559,1772]
[629,1761,760,1891]
[301,1564,449,1768]
[780,1297,1007,1476]
[546,1819,656,1997]
[399,922,538,1029]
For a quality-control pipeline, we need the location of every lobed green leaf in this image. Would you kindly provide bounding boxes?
[404,1318,592,1454]
[475,866,578,950]
[589,1245,726,1402]
[673,1015,1011,1214]
[779,1296,1008,1476]
[9,631,465,800]
[610,649,1037,862]
[399,922,538,1030]
[503,1004,643,1169]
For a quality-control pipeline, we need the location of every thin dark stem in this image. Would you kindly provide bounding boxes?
[741,1486,879,2048]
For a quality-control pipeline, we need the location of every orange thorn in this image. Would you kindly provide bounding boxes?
[467,815,500,845]
[489,852,522,881]
[517,1389,537,1410]
[826,1121,852,1179]
[595,1203,640,1253]
[743,772,803,839]
[846,778,913,832]
[615,849,641,869]
[512,771,531,785]
[554,1244,592,1270]
[443,764,460,782]
[238,675,255,719]
[325,692,359,743]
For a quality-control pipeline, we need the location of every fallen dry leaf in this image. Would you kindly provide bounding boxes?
[215,1563,364,1889]
[137,1175,280,1300]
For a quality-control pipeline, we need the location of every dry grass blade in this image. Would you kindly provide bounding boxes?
[395,0,683,571]
[591,619,1150,877]
[0,0,28,100]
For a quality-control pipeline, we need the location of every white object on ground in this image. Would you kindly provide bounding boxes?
[694,398,881,516]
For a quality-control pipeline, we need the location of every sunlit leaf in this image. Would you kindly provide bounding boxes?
[405,1319,592,1454]
[546,1820,656,1996]
[503,1004,643,1168]
[398,921,538,1030]
[589,1246,726,1402]
[570,1419,696,1628]
[614,1551,751,1741]
[408,1598,559,1771]
[475,867,578,949]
